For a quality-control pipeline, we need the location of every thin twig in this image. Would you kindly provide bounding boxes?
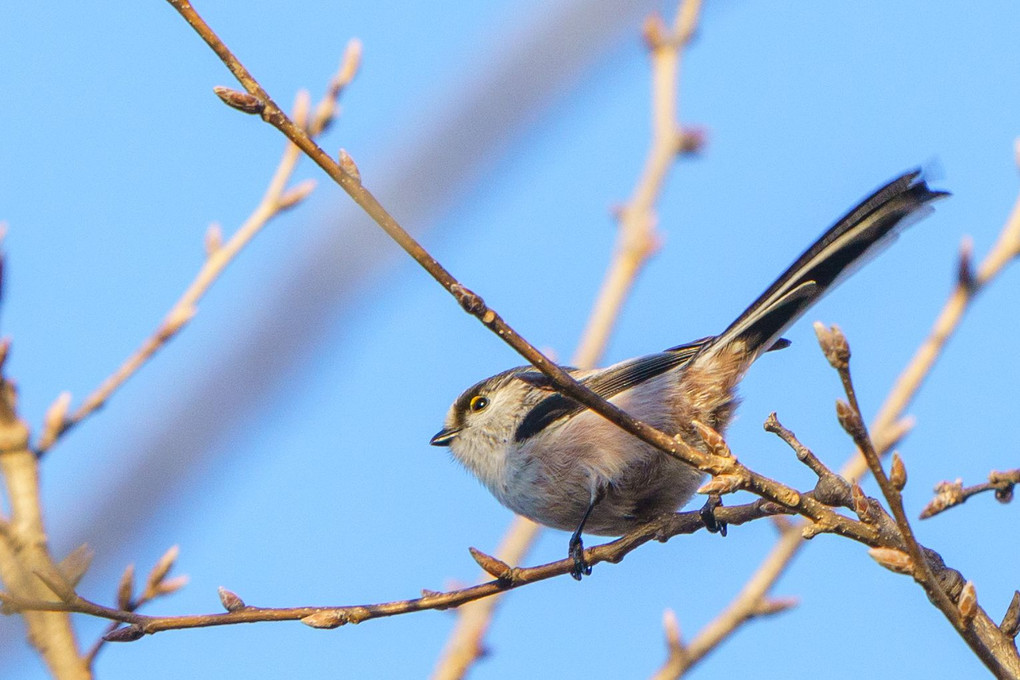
[34,40,362,457]
[823,326,962,628]
[652,165,1020,679]
[430,516,540,680]
[856,167,1020,471]
[0,343,87,677]
[574,0,703,363]
[83,546,186,668]
[920,469,1019,519]
[432,2,703,677]
[3,501,779,636]
[162,0,724,482]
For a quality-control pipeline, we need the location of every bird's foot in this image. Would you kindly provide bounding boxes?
[700,493,727,537]
[568,533,591,580]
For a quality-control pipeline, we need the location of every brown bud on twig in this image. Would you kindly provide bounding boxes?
[143,545,179,600]
[1000,591,1020,639]
[642,13,668,49]
[692,420,730,458]
[696,474,743,496]
[301,610,346,629]
[301,607,369,629]
[278,179,317,211]
[920,479,964,519]
[116,564,135,610]
[676,127,706,155]
[835,399,862,436]
[851,483,872,523]
[958,581,978,625]
[103,625,145,643]
[813,322,850,370]
[752,597,799,618]
[338,149,361,183]
[921,547,965,600]
[868,547,914,575]
[58,543,94,588]
[468,547,513,581]
[218,586,246,612]
[889,452,907,491]
[814,473,852,508]
[212,86,265,115]
[37,391,72,451]
[154,574,189,597]
[450,284,487,317]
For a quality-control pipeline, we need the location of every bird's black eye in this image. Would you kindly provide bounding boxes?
[469,395,489,412]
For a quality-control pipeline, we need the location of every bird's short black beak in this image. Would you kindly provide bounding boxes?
[430,427,460,447]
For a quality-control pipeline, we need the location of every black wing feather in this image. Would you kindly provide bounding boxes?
[514,339,710,442]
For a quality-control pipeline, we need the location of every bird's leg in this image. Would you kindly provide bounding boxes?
[700,493,727,536]
[569,485,606,580]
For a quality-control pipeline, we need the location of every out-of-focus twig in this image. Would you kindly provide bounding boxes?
[431,3,703,676]
[0,340,88,677]
[33,40,363,457]
[574,0,703,364]
[652,527,801,679]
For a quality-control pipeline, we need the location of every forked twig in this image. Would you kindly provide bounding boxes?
[34,40,363,457]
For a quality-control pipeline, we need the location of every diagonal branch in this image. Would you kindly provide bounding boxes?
[652,161,1020,679]
[432,1,703,677]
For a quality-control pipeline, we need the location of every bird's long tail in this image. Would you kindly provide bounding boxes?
[695,169,948,365]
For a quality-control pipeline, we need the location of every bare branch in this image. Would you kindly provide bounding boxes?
[5,501,777,637]
[35,48,360,456]
[920,469,1019,519]
[665,167,1020,677]
[433,1,703,674]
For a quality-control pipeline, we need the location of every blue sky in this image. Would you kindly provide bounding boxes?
[2,1,1018,678]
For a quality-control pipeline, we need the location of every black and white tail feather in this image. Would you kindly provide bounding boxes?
[695,169,947,368]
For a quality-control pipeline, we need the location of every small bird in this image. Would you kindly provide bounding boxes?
[431,170,946,579]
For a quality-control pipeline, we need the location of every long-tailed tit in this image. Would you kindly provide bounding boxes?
[432,170,947,579]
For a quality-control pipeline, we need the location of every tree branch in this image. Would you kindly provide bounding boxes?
[921,469,1019,519]
[34,39,362,457]
[432,1,704,676]
[651,159,1020,678]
